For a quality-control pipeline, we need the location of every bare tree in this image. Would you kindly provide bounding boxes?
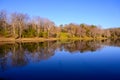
[11,12,28,38]
[34,17,43,38]
[11,13,18,38]
[43,18,55,38]
[0,10,7,36]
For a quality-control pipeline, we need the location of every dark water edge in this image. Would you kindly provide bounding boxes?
[0,39,120,80]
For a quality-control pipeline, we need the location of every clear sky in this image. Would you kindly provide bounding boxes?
[0,0,120,28]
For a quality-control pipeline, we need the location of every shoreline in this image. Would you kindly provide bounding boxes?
[0,38,58,42]
[0,37,108,43]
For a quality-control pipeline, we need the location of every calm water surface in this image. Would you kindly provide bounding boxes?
[0,39,120,80]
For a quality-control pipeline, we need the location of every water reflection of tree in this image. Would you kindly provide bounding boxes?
[104,39,120,47]
[63,40,102,53]
[0,41,57,71]
[12,43,27,66]
[0,39,120,71]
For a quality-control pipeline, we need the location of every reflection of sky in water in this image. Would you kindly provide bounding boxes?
[0,43,120,80]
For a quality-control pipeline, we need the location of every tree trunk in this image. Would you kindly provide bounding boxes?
[13,24,16,38]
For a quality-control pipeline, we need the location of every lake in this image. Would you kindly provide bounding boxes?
[0,39,120,80]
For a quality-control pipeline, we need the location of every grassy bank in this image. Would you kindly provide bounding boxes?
[0,37,108,42]
[0,38,58,42]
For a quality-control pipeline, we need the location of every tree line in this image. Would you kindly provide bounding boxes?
[0,10,120,39]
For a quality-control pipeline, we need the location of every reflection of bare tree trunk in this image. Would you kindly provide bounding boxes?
[37,42,40,53]
[47,41,50,54]
[19,42,26,66]
[4,46,7,56]
[19,42,22,59]
[37,42,42,60]
[20,42,22,52]
[12,44,16,66]
[48,41,49,48]
[13,44,16,56]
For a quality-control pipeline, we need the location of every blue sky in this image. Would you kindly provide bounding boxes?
[0,0,120,28]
